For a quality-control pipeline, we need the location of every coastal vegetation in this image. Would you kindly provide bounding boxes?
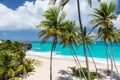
[37,0,120,80]
[1,0,120,80]
[90,1,120,79]
[0,40,40,80]
[69,67,96,80]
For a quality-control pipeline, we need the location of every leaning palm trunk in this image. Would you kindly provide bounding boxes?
[87,47,98,79]
[103,40,109,72]
[106,49,109,71]
[76,0,91,80]
[110,42,119,75]
[70,45,87,80]
[104,41,113,80]
[104,42,109,72]
[69,46,82,80]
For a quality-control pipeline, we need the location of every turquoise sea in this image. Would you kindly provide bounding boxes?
[29,41,120,60]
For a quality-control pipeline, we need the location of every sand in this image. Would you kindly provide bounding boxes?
[21,54,120,80]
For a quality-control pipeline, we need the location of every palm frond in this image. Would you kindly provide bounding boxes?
[37,30,45,38]
[108,14,117,19]
[58,11,66,23]
[90,18,102,24]
[41,34,50,43]
[88,23,101,35]
[100,2,109,16]
[59,0,69,9]
[37,21,52,28]
[89,14,102,18]
[108,1,116,14]
[94,8,104,18]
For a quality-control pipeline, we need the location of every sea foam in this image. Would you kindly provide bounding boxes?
[26,50,120,65]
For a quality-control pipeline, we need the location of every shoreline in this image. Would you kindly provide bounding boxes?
[26,51,120,65]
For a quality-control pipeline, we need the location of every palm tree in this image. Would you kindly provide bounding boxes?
[77,27,99,79]
[49,0,101,80]
[98,26,120,76]
[90,1,118,79]
[98,26,115,78]
[60,20,87,80]
[89,1,117,34]
[76,0,91,79]
[37,7,66,80]
[109,28,120,74]
[109,28,119,75]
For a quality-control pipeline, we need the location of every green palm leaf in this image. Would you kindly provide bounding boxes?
[7,68,15,77]
[9,77,19,80]
[23,66,27,75]
[90,1,117,32]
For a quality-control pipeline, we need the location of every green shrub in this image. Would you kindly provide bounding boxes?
[69,67,96,80]
[0,40,41,80]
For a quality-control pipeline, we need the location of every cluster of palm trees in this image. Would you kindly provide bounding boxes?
[90,1,120,79]
[37,0,120,80]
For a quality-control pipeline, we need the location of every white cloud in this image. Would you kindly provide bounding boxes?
[113,15,120,28]
[0,0,49,30]
[61,0,95,28]
[63,0,120,30]
[0,0,119,30]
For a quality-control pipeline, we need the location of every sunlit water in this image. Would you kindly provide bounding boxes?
[28,41,120,61]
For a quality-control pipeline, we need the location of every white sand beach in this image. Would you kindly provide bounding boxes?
[22,54,120,80]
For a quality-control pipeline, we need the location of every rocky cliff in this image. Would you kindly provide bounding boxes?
[21,42,32,50]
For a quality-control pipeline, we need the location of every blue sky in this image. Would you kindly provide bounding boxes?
[0,0,119,10]
[0,0,43,41]
[0,0,36,10]
[118,1,120,10]
[0,30,40,41]
[0,0,120,41]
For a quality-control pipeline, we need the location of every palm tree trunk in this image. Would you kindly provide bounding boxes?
[110,42,119,75]
[50,43,57,80]
[87,47,98,79]
[50,36,57,80]
[106,50,109,71]
[104,41,113,80]
[104,41,109,72]
[50,44,54,80]
[104,42,109,74]
[76,0,91,80]
[70,45,87,80]
[69,46,82,80]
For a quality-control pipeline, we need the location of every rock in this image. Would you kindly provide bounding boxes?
[21,42,32,50]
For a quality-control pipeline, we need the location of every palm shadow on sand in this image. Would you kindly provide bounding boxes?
[57,70,73,80]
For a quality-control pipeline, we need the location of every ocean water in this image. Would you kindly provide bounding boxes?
[29,41,120,60]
